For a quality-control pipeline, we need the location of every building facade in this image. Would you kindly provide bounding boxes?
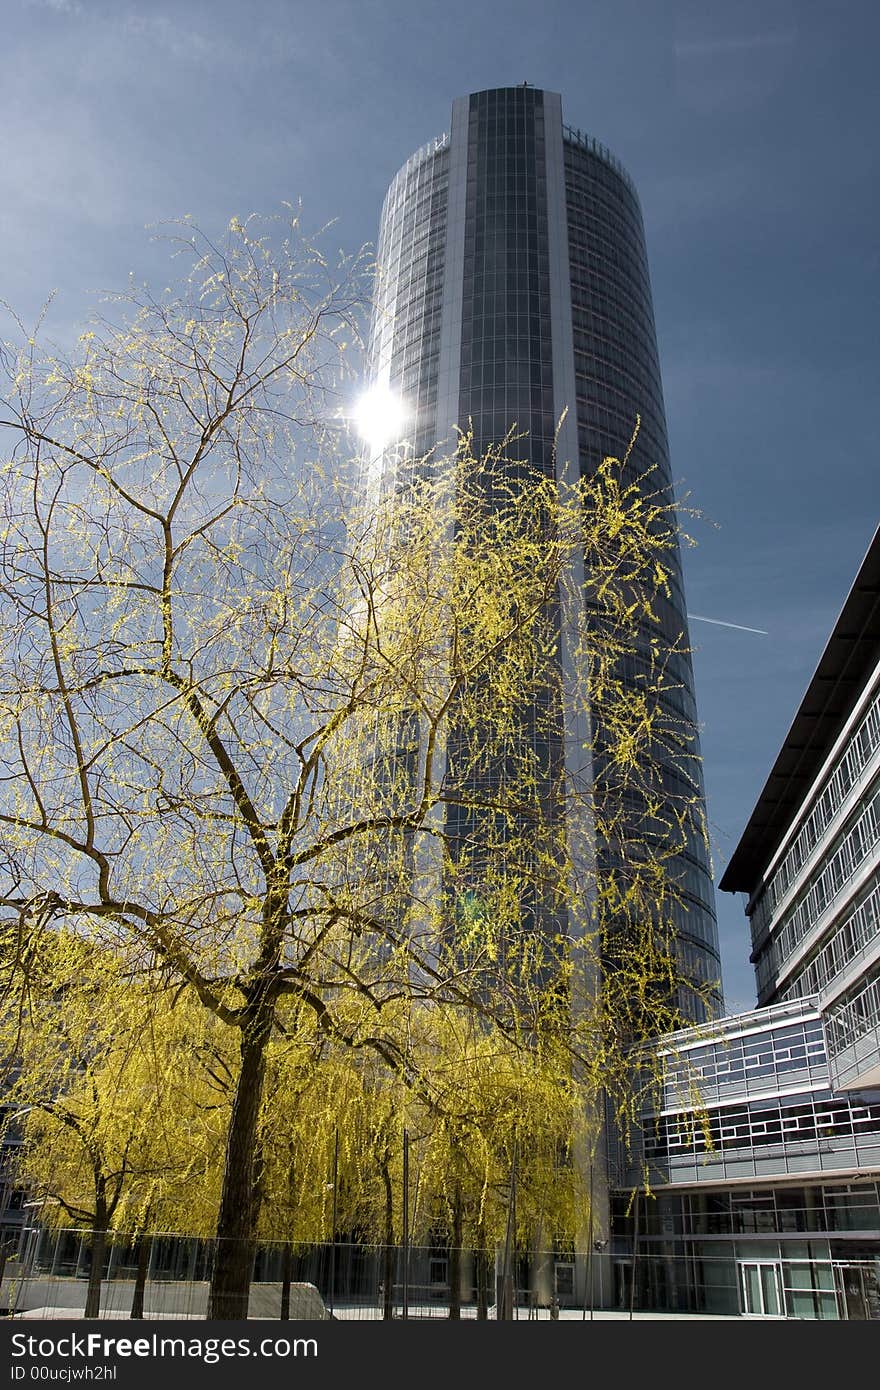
[367,85,722,1021]
[614,526,880,1318]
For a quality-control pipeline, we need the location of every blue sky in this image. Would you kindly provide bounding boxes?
[5,0,879,1012]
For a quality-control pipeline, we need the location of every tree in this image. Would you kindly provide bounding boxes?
[0,213,711,1317]
[386,1003,592,1317]
[0,935,186,1317]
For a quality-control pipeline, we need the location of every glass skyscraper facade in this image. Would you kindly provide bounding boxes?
[368,86,722,1019]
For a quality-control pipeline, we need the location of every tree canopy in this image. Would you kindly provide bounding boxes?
[0,213,713,1316]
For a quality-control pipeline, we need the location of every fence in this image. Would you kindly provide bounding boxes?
[2,1226,878,1320]
[1,1228,594,1321]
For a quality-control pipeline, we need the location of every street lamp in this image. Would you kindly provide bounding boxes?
[590,1240,608,1319]
[325,1130,339,1317]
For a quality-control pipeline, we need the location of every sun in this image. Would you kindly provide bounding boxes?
[352,383,409,456]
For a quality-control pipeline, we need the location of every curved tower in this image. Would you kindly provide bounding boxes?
[368,86,722,1020]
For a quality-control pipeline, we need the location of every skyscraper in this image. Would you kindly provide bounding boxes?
[367,86,722,1020]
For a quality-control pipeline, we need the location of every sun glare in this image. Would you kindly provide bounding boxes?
[352,383,409,455]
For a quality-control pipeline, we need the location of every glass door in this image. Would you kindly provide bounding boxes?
[740,1260,782,1316]
[834,1264,880,1320]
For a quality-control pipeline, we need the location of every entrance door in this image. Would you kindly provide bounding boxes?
[554,1262,574,1306]
[613,1260,632,1309]
[739,1261,782,1316]
[835,1264,880,1320]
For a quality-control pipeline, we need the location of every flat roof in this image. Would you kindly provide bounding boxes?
[718,524,880,895]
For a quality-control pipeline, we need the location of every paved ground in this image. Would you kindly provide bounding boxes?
[330,1305,744,1321]
[10,1303,746,1321]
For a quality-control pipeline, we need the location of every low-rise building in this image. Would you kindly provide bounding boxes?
[612,524,880,1318]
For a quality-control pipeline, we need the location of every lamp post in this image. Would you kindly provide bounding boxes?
[592,1239,608,1318]
[629,1191,640,1320]
[326,1129,339,1317]
[401,1129,409,1321]
[582,1160,594,1321]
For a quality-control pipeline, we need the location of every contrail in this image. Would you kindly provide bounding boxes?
[687,613,769,636]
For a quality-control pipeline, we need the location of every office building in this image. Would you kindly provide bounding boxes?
[366,85,722,1021]
[614,525,880,1317]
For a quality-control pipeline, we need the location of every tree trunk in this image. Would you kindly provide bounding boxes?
[380,1161,394,1320]
[448,1185,462,1320]
[208,1005,273,1319]
[280,1241,293,1320]
[129,1233,151,1319]
[84,1202,108,1320]
[475,1224,489,1321]
[0,1237,13,1288]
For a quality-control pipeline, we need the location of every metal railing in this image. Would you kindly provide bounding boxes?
[2,1228,877,1321]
